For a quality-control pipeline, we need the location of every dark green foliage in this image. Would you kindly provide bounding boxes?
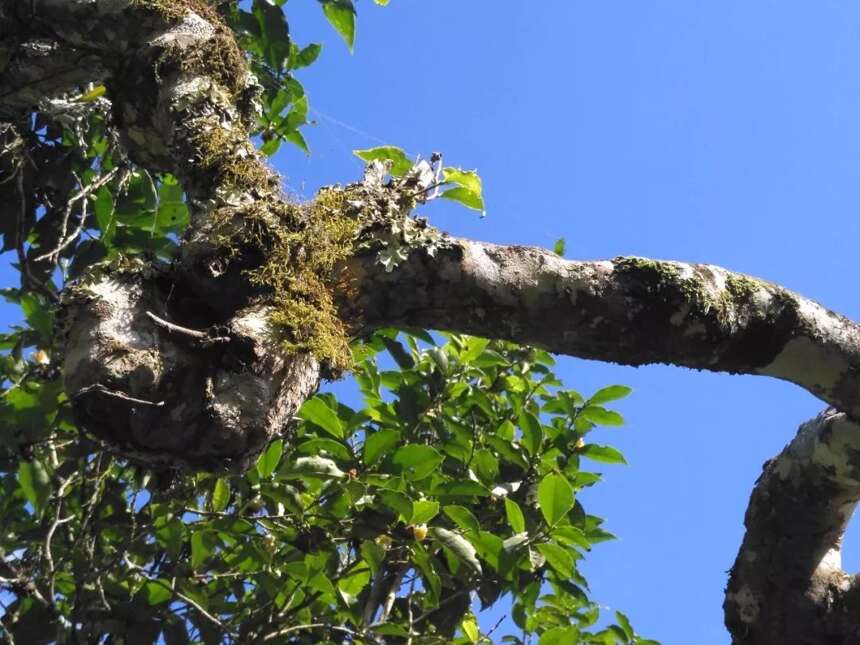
[0,322,654,643]
[0,2,658,643]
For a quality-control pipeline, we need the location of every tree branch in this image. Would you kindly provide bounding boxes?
[725,409,860,643]
[346,239,860,418]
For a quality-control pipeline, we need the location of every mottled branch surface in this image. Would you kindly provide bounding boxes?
[5,2,860,643]
[347,240,860,418]
[725,410,860,644]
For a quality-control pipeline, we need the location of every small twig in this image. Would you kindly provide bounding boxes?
[411,589,469,627]
[429,152,444,200]
[146,312,208,339]
[75,383,164,407]
[262,623,373,642]
[146,311,231,346]
[15,170,57,303]
[362,557,389,626]
[122,553,237,637]
[33,166,121,263]
[407,574,416,645]
[0,619,15,645]
[486,614,507,638]
[44,475,76,602]
[381,564,407,622]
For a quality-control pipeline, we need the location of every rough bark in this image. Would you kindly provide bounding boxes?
[346,241,860,418]
[4,1,860,642]
[725,410,860,644]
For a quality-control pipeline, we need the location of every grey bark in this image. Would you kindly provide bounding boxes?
[3,1,860,642]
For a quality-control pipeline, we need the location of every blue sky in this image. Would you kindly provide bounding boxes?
[3,2,860,643]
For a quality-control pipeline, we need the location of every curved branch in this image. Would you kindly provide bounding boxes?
[345,239,860,418]
[725,409,860,643]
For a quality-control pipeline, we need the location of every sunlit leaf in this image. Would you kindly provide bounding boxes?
[538,473,575,527]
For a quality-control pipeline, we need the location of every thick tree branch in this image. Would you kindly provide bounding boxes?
[725,409,860,643]
[346,239,860,419]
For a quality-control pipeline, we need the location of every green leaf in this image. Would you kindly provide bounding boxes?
[587,385,632,406]
[442,167,482,195]
[353,146,412,175]
[19,295,53,340]
[538,626,580,645]
[461,336,490,363]
[433,481,491,497]
[286,129,309,153]
[381,490,413,522]
[142,580,172,606]
[580,444,627,465]
[553,237,566,257]
[536,542,575,579]
[321,0,356,52]
[256,439,284,478]
[518,410,543,456]
[430,527,482,575]
[441,168,485,214]
[473,449,499,484]
[298,397,344,438]
[17,460,50,516]
[370,624,411,637]
[298,437,352,461]
[363,429,400,466]
[210,478,230,512]
[443,505,480,534]
[253,0,292,72]
[361,539,386,575]
[282,456,345,479]
[615,610,634,639]
[93,186,115,243]
[579,405,625,427]
[441,186,485,214]
[289,42,322,70]
[538,473,575,527]
[411,499,440,524]
[381,336,415,369]
[191,531,217,570]
[461,615,480,643]
[392,444,442,481]
[504,498,526,534]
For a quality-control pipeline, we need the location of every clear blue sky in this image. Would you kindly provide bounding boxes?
[4,2,860,643]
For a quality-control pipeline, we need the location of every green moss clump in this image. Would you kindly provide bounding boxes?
[725,275,761,301]
[214,188,362,373]
[190,123,272,193]
[134,0,248,99]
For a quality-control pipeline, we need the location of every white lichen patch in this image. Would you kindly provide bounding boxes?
[810,416,860,485]
[815,547,844,577]
[151,11,215,48]
[464,244,516,306]
[85,277,151,347]
[760,336,849,396]
[727,584,760,623]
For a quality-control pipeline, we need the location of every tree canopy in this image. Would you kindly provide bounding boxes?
[3,2,860,644]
